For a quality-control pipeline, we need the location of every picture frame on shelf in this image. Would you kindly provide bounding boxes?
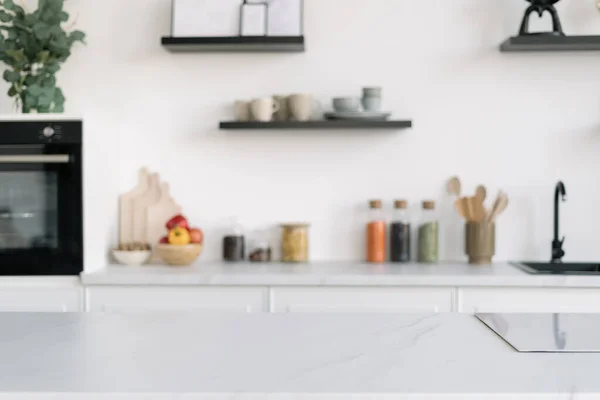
[267,0,303,37]
[171,0,241,37]
[239,1,268,36]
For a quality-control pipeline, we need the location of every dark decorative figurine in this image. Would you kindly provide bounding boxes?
[518,0,564,36]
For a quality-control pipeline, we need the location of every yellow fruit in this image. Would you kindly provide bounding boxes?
[168,226,191,246]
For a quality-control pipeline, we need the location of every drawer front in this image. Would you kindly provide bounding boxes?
[459,287,600,313]
[0,288,82,312]
[86,287,267,313]
[271,287,454,313]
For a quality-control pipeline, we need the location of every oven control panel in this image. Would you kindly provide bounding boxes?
[38,124,63,141]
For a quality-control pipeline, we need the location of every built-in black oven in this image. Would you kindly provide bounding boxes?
[0,119,82,275]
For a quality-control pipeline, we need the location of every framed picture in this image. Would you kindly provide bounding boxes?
[240,2,268,36]
[267,0,303,36]
[172,0,241,37]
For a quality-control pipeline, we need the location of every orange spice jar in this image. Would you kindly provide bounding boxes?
[366,200,386,263]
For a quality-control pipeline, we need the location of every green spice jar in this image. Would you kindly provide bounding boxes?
[418,200,439,263]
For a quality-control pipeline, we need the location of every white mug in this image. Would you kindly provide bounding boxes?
[288,94,315,121]
[250,98,280,122]
[234,100,251,121]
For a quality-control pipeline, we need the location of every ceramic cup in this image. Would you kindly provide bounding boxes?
[250,97,280,122]
[288,94,316,121]
[362,87,382,98]
[273,95,290,121]
[234,100,251,121]
[361,87,382,111]
[332,97,360,113]
[361,96,382,111]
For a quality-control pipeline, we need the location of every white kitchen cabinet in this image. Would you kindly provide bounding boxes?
[0,287,83,312]
[271,287,455,313]
[458,287,600,313]
[86,286,268,312]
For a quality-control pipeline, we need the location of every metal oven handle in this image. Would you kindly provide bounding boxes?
[0,155,70,163]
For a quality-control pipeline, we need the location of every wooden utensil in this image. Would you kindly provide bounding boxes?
[470,196,487,222]
[462,197,473,221]
[455,198,466,219]
[447,176,461,197]
[119,168,150,244]
[475,185,487,204]
[488,192,509,223]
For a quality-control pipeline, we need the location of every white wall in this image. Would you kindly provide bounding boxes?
[3,0,600,270]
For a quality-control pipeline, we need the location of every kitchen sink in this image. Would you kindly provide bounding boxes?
[512,262,600,275]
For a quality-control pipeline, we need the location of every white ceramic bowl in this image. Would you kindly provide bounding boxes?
[112,250,152,266]
[332,97,360,112]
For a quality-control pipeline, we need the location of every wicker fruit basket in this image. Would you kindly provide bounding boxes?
[155,244,203,266]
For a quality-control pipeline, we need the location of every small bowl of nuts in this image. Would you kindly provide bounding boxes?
[112,242,152,266]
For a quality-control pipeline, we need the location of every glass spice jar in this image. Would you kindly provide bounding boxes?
[280,223,309,263]
[418,200,439,263]
[223,217,245,262]
[248,230,272,262]
[366,199,386,263]
[390,199,411,263]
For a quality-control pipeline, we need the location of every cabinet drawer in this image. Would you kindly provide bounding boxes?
[0,288,82,312]
[271,287,454,313]
[459,287,600,313]
[86,287,268,312]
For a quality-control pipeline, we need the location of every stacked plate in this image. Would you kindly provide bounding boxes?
[324,111,391,121]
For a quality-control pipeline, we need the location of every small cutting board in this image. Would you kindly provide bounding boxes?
[119,168,150,244]
[131,173,161,243]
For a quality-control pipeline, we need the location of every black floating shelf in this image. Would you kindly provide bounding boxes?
[501,35,600,52]
[219,120,413,130]
[161,36,305,52]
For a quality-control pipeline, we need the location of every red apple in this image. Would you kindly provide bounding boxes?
[165,214,189,230]
[159,235,169,244]
[189,228,203,244]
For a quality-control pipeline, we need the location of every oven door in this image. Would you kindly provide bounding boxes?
[0,145,82,275]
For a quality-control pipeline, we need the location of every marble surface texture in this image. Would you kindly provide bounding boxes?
[80,262,600,288]
[0,312,599,399]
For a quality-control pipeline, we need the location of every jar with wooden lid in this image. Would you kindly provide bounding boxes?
[390,199,410,263]
[280,223,309,263]
[418,200,438,263]
[367,199,386,263]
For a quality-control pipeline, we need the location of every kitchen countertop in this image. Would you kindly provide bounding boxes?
[0,312,596,399]
[80,262,600,288]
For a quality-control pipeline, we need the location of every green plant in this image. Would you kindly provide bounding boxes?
[0,0,85,113]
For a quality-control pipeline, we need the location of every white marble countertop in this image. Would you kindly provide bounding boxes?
[80,262,600,288]
[0,312,597,398]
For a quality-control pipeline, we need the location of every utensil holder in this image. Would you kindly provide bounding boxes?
[465,222,495,265]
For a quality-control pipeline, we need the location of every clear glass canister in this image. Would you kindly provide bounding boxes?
[280,223,309,263]
[248,230,272,262]
[223,217,245,262]
[417,200,439,263]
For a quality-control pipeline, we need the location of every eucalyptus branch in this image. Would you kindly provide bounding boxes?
[0,0,85,113]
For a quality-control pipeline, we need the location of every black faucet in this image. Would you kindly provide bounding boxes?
[552,181,566,263]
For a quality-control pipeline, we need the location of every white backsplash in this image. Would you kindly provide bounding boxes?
[1,0,600,270]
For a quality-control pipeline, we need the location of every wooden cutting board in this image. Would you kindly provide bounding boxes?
[131,173,162,243]
[146,182,182,248]
[119,168,150,244]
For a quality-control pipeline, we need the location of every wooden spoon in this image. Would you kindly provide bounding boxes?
[454,198,466,220]
[447,176,461,197]
[475,185,487,204]
[488,192,509,223]
[470,196,486,222]
[462,197,473,222]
